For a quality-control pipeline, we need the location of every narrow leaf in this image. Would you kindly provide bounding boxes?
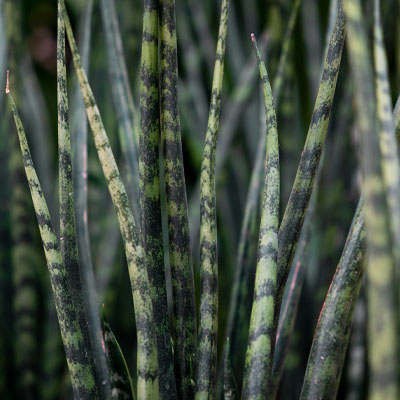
[139,1,175,398]
[6,78,98,400]
[241,34,279,400]
[196,1,229,398]
[300,200,366,399]
[159,0,195,398]
[59,1,159,397]
[222,0,301,383]
[57,2,99,393]
[275,0,345,334]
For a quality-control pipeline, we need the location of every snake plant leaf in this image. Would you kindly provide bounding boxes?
[59,1,159,398]
[270,184,314,398]
[196,1,229,398]
[300,199,366,400]
[222,1,301,387]
[159,0,195,398]
[57,3,100,394]
[298,83,400,400]
[344,0,399,397]
[102,308,135,400]
[241,34,279,400]
[275,0,345,336]
[7,79,99,400]
[139,1,176,399]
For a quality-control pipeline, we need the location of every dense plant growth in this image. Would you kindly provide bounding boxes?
[1,0,400,399]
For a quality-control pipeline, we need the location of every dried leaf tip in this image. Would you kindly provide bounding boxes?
[5,70,10,94]
[251,33,256,42]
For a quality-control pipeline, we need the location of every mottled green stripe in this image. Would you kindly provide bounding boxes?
[99,0,140,224]
[373,0,400,266]
[297,83,400,400]
[222,0,301,384]
[300,200,366,400]
[196,1,229,399]
[57,3,99,395]
[59,1,159,397]
[139,1,176,399]
[159,0,195,398]
[7,90,98,399]
[241,35,279,400]
[275,0,345,335]
[270,171,319,398]
[102,310,135,400]
[344,0,399,398]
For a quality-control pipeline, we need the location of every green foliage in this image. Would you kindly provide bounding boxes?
[2,0,400,399]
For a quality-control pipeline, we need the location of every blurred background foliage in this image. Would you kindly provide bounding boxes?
[1,0,400,399]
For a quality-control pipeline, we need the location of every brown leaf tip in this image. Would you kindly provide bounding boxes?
[5,70,10,94]
[251,33,255,43]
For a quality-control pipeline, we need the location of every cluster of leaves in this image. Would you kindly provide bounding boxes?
[1,0,400,399]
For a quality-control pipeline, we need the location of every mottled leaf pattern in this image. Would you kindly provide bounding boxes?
[7,85,98,400]
[196,1,229,398]
[159,0,196,398]
[59,1,159,397]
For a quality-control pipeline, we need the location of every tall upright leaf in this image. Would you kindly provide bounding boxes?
[139,1,176,399]
[6,76,99,399]
[57,3,100,395]
[344,0,399,397]
[159,0,196,398]
[222,1,301,385]
[275,0,345,332]
[300,200,366,399]
[196,0,229,398]
[59,1,159,397]
[241,34,279,400]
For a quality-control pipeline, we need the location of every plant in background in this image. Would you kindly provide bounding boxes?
[1,0,400,399]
